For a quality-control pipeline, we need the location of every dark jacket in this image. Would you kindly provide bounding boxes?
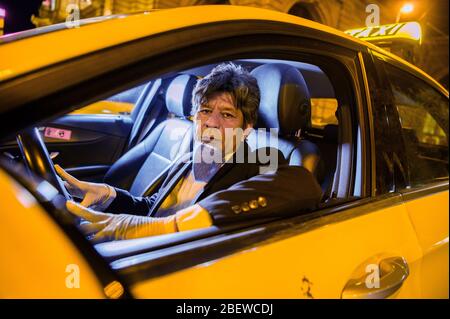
[106,141,322,225]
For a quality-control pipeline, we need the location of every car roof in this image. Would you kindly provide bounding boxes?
[0,5,445,93]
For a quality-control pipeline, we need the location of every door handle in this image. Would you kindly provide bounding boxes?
[341,256,409,299]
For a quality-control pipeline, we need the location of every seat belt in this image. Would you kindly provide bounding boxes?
[134,97,166,146]
[126,79,162,151]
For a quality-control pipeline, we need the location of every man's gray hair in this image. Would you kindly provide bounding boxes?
[191,62,260,126]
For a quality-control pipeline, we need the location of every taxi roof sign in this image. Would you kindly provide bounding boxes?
[345,22,422,44]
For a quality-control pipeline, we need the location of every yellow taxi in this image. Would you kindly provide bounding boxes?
[0,5,448,299]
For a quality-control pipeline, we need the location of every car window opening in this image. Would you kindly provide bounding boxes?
[2,57,359,267]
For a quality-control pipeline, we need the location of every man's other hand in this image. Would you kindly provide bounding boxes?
[66,201,177,244]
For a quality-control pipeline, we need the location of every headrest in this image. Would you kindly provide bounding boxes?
[251,63,311,135]
[165,74,197,117]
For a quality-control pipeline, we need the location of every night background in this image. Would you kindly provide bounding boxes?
[0,0,448,88]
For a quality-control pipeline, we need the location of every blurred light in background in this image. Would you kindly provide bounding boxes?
[396,2,415,22]
[400,3,414,14]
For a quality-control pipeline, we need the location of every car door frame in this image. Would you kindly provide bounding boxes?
[102,41,423,298]
[79,30,372,287]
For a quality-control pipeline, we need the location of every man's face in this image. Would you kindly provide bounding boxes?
[193,92,252,157]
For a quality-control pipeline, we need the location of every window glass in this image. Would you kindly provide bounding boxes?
[384,63,449,186]
[70,83,146,115]
[310,98,338,128]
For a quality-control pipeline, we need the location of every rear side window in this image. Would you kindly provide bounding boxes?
[384,63,449,187]
[310,98,338,128]
[70,83,147,115]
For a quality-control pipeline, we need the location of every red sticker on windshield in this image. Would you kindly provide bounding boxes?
[44,127,72,140]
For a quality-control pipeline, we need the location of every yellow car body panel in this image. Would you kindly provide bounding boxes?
[0,6,348,80]
[404,191,449,298]
[130,198,430,298]
[0,170,105,298]
[0,6,446,93]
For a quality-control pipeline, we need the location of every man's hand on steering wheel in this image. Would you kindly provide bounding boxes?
[55,165,115,211]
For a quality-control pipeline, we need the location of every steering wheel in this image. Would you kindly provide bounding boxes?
[16,127,71,200]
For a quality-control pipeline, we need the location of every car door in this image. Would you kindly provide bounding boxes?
[96,34,425,298]
[38,85,144,182]
[40,113,132,182]
[375,54,449,298]
[121,199,421,299]
[0,85,140,182]
[0,79,169,182]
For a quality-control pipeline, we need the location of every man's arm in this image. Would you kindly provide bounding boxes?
[106,165,322,231]
[104,153,192,215]
[198,165,322,225]
[64,165,322,243]
[105,188,158,216]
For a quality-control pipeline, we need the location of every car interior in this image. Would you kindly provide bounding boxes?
[101,61,338,199]
[0,58,358,265]
[60,60,342,196]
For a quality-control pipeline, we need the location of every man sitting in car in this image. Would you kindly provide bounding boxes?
[56,63,322,243]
